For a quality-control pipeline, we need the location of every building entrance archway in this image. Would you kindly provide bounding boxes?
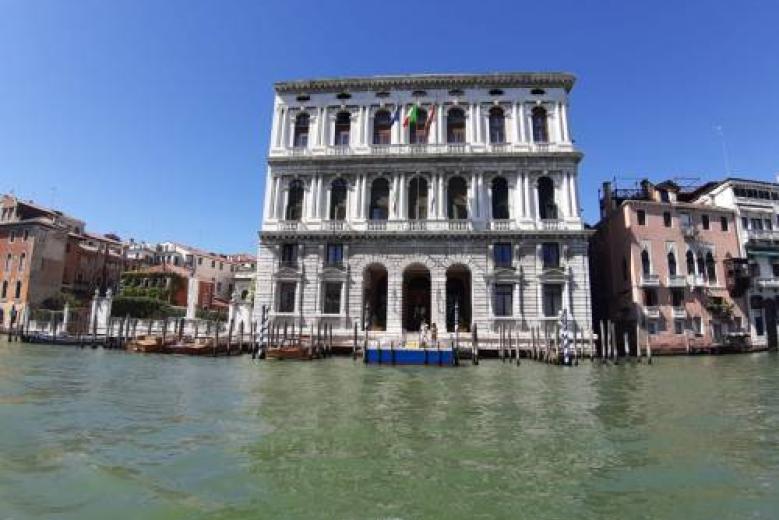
[446,265,471,332]
[363,264,387,331]
[402,264,431,332]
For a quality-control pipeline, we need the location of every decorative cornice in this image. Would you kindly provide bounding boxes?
[275,72,577,94]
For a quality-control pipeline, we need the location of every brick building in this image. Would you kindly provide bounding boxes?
[590,179,750,353]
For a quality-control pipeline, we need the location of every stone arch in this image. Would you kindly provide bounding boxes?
[402,262,431,332]
[445,263,471,332]
[363,263,388,331]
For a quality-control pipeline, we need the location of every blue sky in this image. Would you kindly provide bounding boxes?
[1,0,778,252]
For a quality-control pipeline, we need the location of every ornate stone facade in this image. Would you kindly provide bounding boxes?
[254,72,592,343]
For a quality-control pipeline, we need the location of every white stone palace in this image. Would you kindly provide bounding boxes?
[253,72,593,344]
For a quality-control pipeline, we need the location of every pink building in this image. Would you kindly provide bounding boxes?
[590,179,751,353]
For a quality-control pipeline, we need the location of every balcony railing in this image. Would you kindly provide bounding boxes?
[539,219,563,231]
[323,220,348,231]
[672,306,687,319]
[668,274,687,287]
[273,141,576,158]
[323,261,344,270]
[644,306,661,319]
[681,225,699,239]
[489,219,514,231]
[640,273,660,286]
[746,228,779,241]
[757,278,779,289]
[687,274,706,287]
[279,221,302,231]
[278,260,298,270]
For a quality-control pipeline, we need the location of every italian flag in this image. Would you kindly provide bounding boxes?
[402,105,418,127]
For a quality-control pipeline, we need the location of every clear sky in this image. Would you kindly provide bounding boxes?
[1,0,778,253]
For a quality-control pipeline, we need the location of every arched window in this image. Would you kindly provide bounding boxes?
[489,107,505,144]
[18,253,25,272]
[447,108,466,143]
[641,250,651,276]
[409,108,428,144]
[532,106,548,142]
[241,289,249,300]
[408,177,428,220]
[334,111,351,146]
[329,179,348,221]
[706,252,717,282]
[14,281,21,299]
[373,110,392,145]
[537,176,557,220]
[293,113,309,148]
[697,254,705,278]
[448,176,468,219]
[285,180,305,221]
[667,251,677,276]
[4,253,10,271]
[686,250,696,274]
[1,280,7,298]
[491,177,509,219]
[369,178,389,220]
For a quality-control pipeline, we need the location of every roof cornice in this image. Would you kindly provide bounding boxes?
[274,72,577,94]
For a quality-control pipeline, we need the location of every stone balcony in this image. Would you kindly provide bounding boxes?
[270,141,577,159]
[746,228,779,242]
[756,277,779,289]
[267,218,581,234]
[644,306,661,319]
[640,273,660,287]
[687,274,707,287]
[668,274,687,288]
[672,306,687,319]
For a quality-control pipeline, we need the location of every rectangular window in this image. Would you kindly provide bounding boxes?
[693,317,703,335]
[648,320,658,335]
[773,264,779,277]
[643,288,658,306]
[755,316,764,336]
[721,216,729,231]
[277,282,296,313]
[751,218,763,231]
[9,231,15,243]
[671,288,684,307]
[211,260,215,268]
[281,244,298,266]
[323,282,342,314]
[493,284,513,317]
[542,284,563,317]
[765,219,773,231]
[325,244,343,267]
[701,214,709,230]
[742,216,749,230]
[663,212,672,227]
[542,242,560,269]
[674,319,684,334]
[493,243,512,268]
[637,209,646,225]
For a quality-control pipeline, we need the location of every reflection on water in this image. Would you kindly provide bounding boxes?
[0,339,778,519]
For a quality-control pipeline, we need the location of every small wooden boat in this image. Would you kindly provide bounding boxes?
[127,335,171,353]
[265,342,316,360]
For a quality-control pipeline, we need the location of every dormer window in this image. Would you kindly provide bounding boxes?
[660,190,670,202]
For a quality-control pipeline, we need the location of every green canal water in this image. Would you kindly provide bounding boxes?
[1,339,778,520]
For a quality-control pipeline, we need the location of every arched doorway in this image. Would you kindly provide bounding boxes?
[402,264,431,332]
[446,265,471,332]
[363,264,388,331]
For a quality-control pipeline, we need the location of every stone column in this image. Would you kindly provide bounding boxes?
[399,173,407,220]
[431,273,446,334]
[386,268,403,335]
[533,176,540,222]
[437,104,444,144]
[561,102,570,142]
[517,103,526,143]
